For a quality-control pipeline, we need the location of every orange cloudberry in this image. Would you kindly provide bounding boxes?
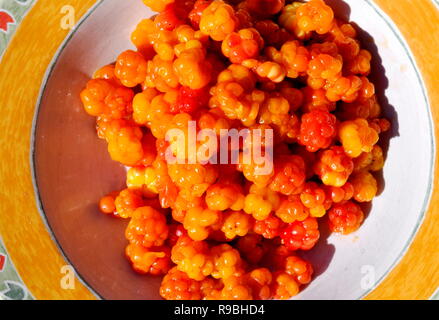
[199,0,238,41]
[314,146,354,187]
[222,28,264,64]
[125,206,169,248]
[217,276,253,300]
[80,79,134,119]
[171,235,214,280]
[220,210,253,240]
[211,244,245,279]
[328,200,364,234]
[160,266,202,300]
[246,267,273,300]
[114,188,145,219]
[279,3,311,40]
[125,243,171,275]
[324,182,354,203]
[174,47,212,89]
[280,217,320,251]
[296,0,334,35]
[298,110,337,152]
[115,50,148,87]
[253,214,284,239]
[272,272,299,299]
[284,255,313,285]
[338,118,379,158]
[300,182,332,218]
[244,183,281,221]
[269,155,306,196]
[349,170,378,202]
[353,145,384,173]
[183,206,221,241]
[99,192,118,215]
[275,195,309,223]
[205,183,245,211]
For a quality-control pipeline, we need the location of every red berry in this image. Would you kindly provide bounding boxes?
[280,217,320,250]
[254,214,284,239]
[298,110,337,152]
[171,86,210,113]
[328,200,364,234]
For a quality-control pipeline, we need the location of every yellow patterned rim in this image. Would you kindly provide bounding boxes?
[0,0,437,300]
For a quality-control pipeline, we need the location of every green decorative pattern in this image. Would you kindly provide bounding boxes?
[0,0,35,300]
[0,238,33,300]
[0,0,35,59]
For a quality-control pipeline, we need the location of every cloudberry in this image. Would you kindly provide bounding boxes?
[125,206,169,248]
[205,183,245,211]
[220,210,253,240]
[80,79,134,119]
[280,217,320,251]
[107,124,144,166]
[325,75,363,103]
[218,276,253,300]
[114,188,145,219]
[353,145,384,172]
[222,28,264,64]
[154,2,187,31]
[132,88,160,125]
[99,192,118,215]
[244,184,281,221]
[115,50,148,87]
[210,81,265,126]
[199,0,238,41]
[296,0,334,34]
[174,47,212,89]
[254,214,284,239]
[272,272,299,299]
[255,19,292,46]
[145,55,180,92]
[183,206,221,241]
[339,118,379,158]
[314,146,354,187]
[160,267,202,300]
[143,0,175,12]
[301,87,335,113]
[328,200,364,234]
[93,64,122,86]
[300,182,332,218]
[269,155,306,196]
[189,0,212,28]
[246,268,273,300]
[171,235,214,280]
[279,3,311,40]
[211,244,245,279]
[168,163,218,198]
[298,110,337,152]
[125,243,171,275]
[171,86,211,113]
[324,182,354,203]
[275,195,309,223]
[284,255,313,285]
[307,53,342,86]
[350,171,378,202]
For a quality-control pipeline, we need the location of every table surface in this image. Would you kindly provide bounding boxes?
[0,0,438,300]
